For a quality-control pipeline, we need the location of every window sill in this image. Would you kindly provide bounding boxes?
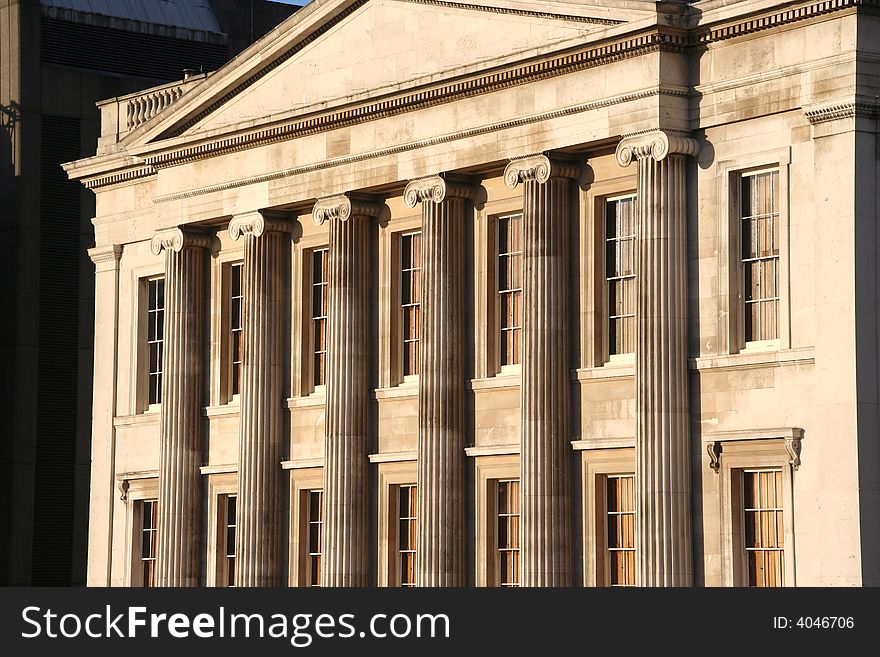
[469,372,521,391]
[203,404,240,418]
[690,346,814,372]
[573,362,635,381]
[287,395,326,409]
[113,412,159,427]
[373,385,418,400]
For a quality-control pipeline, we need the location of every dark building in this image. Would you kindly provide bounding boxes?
[0,0,298,586]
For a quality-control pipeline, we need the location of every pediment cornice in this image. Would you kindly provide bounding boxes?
[64,0,880,190]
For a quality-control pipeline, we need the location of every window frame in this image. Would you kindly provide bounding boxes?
[741,468,785,587]
[288,467,324,587]
[473,190,521,380]
[228,262,244,400]
[706,428,800,587]
[581,173,638,370]
[579,446,636,587]
[494,478,521,588]
[297,247,330,396]
[135,274,166,413]
[474,454,520,587]
[377,460,418,587]
[399,231,422,383]
[206,472,238,587]
[395,484,418,587]
[718,150,791,355]
[603,193,637,362]
[121,474,159,587]
[496,212,524,372]
[604,473,636,587]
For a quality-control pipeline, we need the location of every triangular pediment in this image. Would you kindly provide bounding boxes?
[124,0,651,150]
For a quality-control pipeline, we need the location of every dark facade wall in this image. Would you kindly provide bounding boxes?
[210,0,298,59]
[0,0,298,586]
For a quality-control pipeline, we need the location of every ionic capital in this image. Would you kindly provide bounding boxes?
[150,227,213,256]
[228,210,292,241]
[503,154,579,189]
[312,193,383,226]
[615,130,700,167]
[403,174,477,208]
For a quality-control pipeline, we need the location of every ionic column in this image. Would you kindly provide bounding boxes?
[504,154,578,587]
[403,175,475,587]
[150,227,212,587]
[313,194,382,587]
[229,211,291,587]
[615,130,699,587]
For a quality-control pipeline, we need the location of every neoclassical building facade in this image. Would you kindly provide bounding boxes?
[67,0,880,587]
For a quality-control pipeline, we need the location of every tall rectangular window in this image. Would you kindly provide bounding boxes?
[397,485,417,587]
[230,264,243,397]
[498,214,522,367]
[311,249,329,387]
[400,233,421,377]
[140,499,158,587]
[741,169,780,342]
[306,490,323,587]
[605,195,636,356]
[496,479,520,587]
[606,474,635,587]
[147,277,165,405]
[743,469,784,587]
[220,494,237,587]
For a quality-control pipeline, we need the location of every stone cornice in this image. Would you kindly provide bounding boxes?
[88,244,123,265]
[804,100,880,124]
[150,86,684,203]
[402,174,478,208]
[149,227,213,256]
[74,0,876,190]
[693,0,874,45]
[82,165,156,190]
[398,0,622,25]
[228,210,293,240]
[312,193,384,225]
[503,154,579,188]
[614,129,700,166]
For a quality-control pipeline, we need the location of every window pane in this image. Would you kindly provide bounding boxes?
[741,171,780,342]
[743,470,784,587]
[605,196,636,356]
[498,215,522,366]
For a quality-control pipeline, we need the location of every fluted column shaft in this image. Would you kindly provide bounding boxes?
[404,176,473,587]
[230,212,290,587]
[151,228,211,587]
[504,155,576,587]
[314,195,380,587]
[616,131,698,587]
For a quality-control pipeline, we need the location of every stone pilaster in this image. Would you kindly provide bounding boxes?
[150,227,212,587]
[504,154,578,587]
[229,211,291,587]
[313,194,382,587]
[86,244,123,586]
[615,130,699,587]
[403,175,475,587]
